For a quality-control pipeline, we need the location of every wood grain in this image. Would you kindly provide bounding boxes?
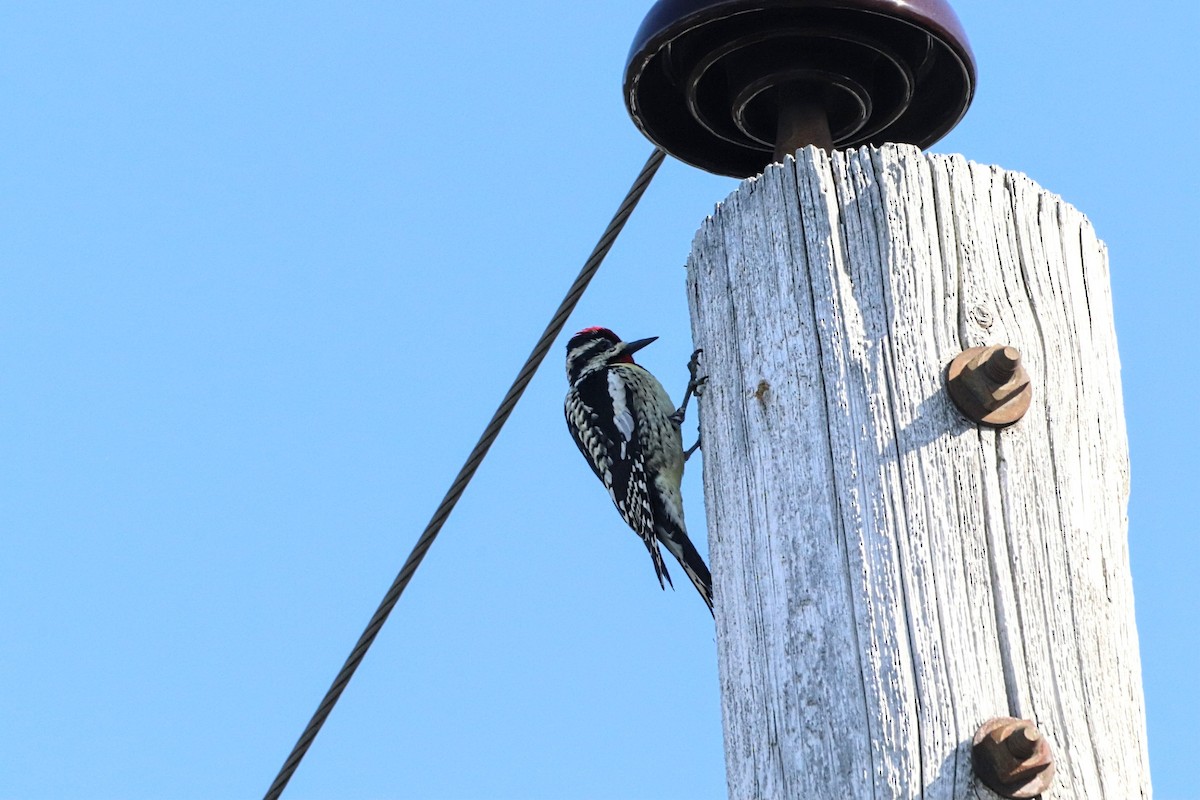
[686,144,1149,799]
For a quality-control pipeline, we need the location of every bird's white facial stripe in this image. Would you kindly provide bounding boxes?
[608,371,635,458]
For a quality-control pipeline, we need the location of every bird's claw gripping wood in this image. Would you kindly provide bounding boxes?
[673,349,707,461]
[670,348,709,427]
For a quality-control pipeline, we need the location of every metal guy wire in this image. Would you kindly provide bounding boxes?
[263,147,667,800]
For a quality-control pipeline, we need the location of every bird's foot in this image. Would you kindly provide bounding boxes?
[670,349,708,426]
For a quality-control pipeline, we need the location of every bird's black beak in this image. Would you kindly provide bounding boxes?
[620,336,658,357]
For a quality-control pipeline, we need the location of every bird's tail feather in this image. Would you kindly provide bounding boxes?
[659,527,714,616]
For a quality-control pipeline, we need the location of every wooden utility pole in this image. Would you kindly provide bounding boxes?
[622,0,1149,796]
[686,144,1150,798]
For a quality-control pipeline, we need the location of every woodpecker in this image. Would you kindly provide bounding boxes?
[564,326,713,615]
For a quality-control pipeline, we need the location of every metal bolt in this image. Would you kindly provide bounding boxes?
[1004,725,1040,761]
[946,344,1032,427]
[972,717,1056,798]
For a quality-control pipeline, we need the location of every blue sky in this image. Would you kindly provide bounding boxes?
[2,2,1196,798]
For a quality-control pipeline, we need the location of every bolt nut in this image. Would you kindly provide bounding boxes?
[946,345,1032,427]
[972,717,1055,798]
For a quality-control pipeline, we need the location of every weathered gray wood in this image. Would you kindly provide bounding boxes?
[686,144,1149,799]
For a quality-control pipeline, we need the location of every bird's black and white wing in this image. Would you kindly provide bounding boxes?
[565,371,673,589]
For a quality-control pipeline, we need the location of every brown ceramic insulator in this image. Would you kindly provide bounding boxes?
[624,0,976,177]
